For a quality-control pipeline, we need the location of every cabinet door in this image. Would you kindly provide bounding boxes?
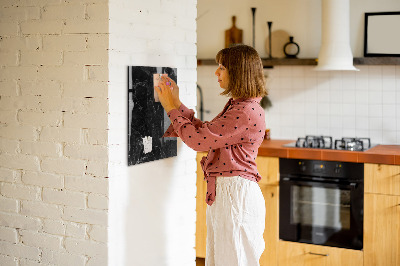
[196,152,208,258]
[278,241,363,266]
[364,193,400,266]
[259,185,279,266]
[256,156,279,186]
[365,163,400,196]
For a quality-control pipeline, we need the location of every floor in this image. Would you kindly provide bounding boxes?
[196,257,205,266]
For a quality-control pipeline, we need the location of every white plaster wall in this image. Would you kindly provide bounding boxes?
[108,0,198,265]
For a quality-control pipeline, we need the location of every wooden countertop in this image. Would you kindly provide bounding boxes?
[258,139,400,165]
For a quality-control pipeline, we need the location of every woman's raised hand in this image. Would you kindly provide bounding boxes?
[162,76,181,109]
[155,77,177,113]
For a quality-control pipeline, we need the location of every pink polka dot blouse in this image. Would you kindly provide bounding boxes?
[163,97,266,206]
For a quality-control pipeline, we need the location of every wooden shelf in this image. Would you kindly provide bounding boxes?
[197,57,400,68]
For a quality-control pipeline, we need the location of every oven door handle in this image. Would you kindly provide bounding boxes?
[281,177,357,188]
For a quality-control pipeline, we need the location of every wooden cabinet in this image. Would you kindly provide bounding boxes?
[364,163,400,196]
[259,185,279,266]
[364,163,400,266]
[196,152,208,258]
[278,241,363,266]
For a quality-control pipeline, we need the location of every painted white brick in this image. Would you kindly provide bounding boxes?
[41,248,86,266]
[64,113,108,129]
[0,254,17,266]
[83,129,108,145]
[0,138,19,154]
[20,230,62,251]
[64,50,108,66]
[41,158,86,176]
[0,110,17,125]
[33,97,85,113]
[42,35,86,51]
[42,4,85,20]
[65,222,86,239]
[63,81,108,98]
[20,141,62,157]
[0,226,18,244]
[63,207,107,226]
[18,80,62,96]
[88,194,108,210]
[0,51,18,66]
[0,22,18,36]
[19,259,42,266]
[86,161,108,178]
[0,66,38,81]
[0,212,42,230]
[63,20,108,34]
[88,225,107,243]
[87,65,108,82]
[65,238,107,257]
[86,3,108,20]
[0,183,41,201]
[0,196,18,213]
[0,81,17,96]
[0,153,39,170]
[86,34,108,52]
[43,188,86,208]
[64,144,108,161]
[18,111,62,127]
[65,175,108,194]
[21,200,63,219]
[0,125,37,141]
[82,98,109,114]
[40,127,81,144]
[43,219,66,236]
[37,66,85,82]
[0,168,16,183]
[22,171,63,189]
[0,241,40,261]
[0,6,40,21]
[0,36,42,52]
[20,51,63,66]
[20,21,62,35]
[87,255,107,266]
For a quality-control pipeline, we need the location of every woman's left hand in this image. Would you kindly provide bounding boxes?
[155,78,177,113]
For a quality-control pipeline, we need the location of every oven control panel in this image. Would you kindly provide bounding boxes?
[280,158,363,180]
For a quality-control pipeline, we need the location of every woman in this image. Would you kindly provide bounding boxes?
[155,45,267,266]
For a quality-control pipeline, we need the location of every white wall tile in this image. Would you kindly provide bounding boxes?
[199,64,400,144]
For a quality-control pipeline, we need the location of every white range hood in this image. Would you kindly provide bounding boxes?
[314,0,359,71]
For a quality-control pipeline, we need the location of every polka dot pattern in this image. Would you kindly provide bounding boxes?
[163,98,266,206]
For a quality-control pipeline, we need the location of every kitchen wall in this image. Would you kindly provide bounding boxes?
[197,0,400,145]
[108,0,198,266]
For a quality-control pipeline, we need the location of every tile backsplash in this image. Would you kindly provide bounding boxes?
[197,65,400,145]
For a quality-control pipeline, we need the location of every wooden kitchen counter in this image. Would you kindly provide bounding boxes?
[258,139,400,165]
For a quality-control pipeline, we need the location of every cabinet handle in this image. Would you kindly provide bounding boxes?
[309,252,329,257]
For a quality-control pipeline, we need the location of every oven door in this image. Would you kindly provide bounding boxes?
[279,177,363,250]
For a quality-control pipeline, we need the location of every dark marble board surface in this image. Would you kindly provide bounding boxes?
[128,66,177,166]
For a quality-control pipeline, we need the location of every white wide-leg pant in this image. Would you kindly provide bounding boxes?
[205,176,266,266]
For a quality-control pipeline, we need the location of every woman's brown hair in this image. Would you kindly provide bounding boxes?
[215,45,267,99]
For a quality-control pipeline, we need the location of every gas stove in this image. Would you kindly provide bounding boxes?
[284,135,374,151]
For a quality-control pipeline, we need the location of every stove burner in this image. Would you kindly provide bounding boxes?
[295,135,333,149]
[334,137,371,151]
[291,136,372,151]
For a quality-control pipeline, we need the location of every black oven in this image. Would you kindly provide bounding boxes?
[279,158,364,250]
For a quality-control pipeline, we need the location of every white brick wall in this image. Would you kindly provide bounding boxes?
[108,0,197,265]
[0,1,109,265]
